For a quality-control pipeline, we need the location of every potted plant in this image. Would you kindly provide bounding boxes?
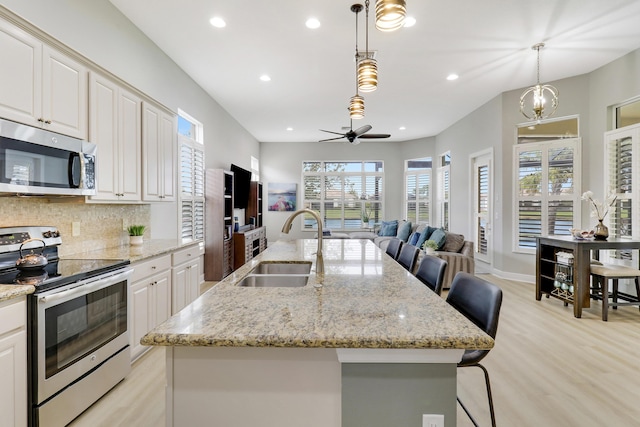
[361,203,373,227]
[422,239,438,256]
[127,225,146,246]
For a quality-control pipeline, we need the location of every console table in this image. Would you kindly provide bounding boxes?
[536,236,640,318]
[233,226,267,270]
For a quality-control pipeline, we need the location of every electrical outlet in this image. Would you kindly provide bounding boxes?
[422,414,444,427]
[72,222,80,237]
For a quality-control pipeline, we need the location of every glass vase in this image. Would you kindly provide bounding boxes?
[593,219,609,240]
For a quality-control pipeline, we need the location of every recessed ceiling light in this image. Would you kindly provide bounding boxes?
[286,127,293,131]
[209,17,226,28]
[403,17,416,28]
[399,126,406,131]
[259,75,271,82]
[446,73,459,81]
[305,18,321,29]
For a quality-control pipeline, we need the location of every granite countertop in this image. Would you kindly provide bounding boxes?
[142,239,494,350]
[62,239,202,263]
[0,284,34,302]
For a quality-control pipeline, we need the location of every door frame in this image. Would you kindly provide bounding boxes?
[469,148,494,270]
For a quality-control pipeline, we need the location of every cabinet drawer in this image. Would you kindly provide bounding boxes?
[172,243,204,266]
[0,298,26,336]
[131,254,171,282]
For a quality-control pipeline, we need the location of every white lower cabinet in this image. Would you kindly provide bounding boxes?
[0,296,27,427]
[129,254,171,361]
[171,243,205,314]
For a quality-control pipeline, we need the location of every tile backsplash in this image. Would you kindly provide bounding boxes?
[0,197,150,256]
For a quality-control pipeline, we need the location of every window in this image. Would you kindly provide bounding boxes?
[513,138,581,252]
[615,98,640,129]
[250,156,260,181]
[604,124,640,261]
[178,112,204,242]
[436,153,450,230]
[404,158,431,224]
[302,161,384,230]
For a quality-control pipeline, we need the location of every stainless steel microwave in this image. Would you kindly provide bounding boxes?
[0,118,96,196]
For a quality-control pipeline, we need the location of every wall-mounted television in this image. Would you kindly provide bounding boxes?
[230,164,252,209]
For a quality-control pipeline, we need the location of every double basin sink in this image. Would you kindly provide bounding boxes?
[236,261,312,288]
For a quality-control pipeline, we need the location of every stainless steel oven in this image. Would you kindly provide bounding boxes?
[31,268,132,427]
[0,226,132,427]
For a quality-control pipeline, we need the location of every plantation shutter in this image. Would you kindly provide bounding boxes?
[180,137,205,242]
[514,138,580,252]
[604,126,640,261]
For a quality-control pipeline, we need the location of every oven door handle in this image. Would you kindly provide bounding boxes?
[38,268,133,304]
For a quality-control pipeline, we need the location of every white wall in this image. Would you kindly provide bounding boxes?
[1,0,259,239]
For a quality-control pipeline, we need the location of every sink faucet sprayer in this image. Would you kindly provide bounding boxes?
[281,209,324,283]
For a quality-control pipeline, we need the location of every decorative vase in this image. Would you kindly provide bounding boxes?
[425,247,436,256]
[593,219,609,240]
[130,235,143,246]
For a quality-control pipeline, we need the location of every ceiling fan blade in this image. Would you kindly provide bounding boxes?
[353,125,372,136]
[319,136,346,143]
[358,133,391,139]
[319,129,346,136]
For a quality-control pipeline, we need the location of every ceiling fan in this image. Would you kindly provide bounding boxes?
[319,123,390,145]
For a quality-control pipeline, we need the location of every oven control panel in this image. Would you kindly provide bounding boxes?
[0,226,62,254]
[0,232,30,246]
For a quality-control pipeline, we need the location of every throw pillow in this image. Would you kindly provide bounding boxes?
[442,232,465,253]
[396,221,412,242]
[322,228,332,236]
[378,220,398,236]
[408,232,421,246]
[415,225,436,249]
[428,228,447,250]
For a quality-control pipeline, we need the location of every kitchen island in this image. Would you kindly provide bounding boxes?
[142,239,493,427]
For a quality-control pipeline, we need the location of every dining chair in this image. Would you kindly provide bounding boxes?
[385,238,403,260]
[397,244,420,272]
[446,272,503,427]
[590,263,640,321]
[414,254,448,295]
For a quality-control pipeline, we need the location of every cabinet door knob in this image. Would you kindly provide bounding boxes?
[45,119,52,124]
[37,118,44,122]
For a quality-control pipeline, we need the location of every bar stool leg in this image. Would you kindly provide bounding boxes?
[635,278,640,312]
[613,279,619,310]
[602,277,609,322]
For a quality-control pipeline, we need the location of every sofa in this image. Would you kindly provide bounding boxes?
[340,220,475,289]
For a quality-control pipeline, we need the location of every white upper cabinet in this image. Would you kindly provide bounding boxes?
[142,102,177,202]
[0,18,87,139]
[89,72,141,202]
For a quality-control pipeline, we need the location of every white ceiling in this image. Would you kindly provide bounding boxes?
[109,0,640,143]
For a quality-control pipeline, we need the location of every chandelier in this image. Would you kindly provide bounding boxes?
[349,4,365,119]
[375,0,406,32]
[358,0,378,92]
[519,43,559,122]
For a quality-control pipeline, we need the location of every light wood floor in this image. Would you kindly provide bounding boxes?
[69,276,640,427]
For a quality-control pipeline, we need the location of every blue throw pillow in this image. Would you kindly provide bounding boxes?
[415,226,435,249]
[378,220,398,236]
[429,228,447,250]
[397,221,412,242]
[408,232,420,246]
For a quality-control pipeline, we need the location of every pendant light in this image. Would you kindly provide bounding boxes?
[349,4,365,119]
[358,0,378,92]
[519,43,559,122]
[375,0,406,32]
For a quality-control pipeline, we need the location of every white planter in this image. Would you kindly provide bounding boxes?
[129,235,144,246]
[425,248,436,256]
